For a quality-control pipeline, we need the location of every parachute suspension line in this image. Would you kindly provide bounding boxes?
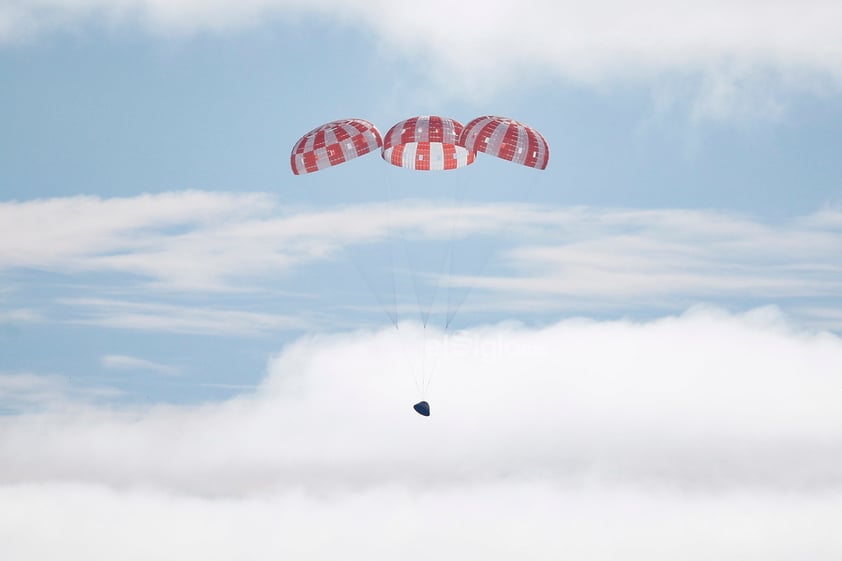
[409,193,461,398]
[347,255,398,329]
[443,191,470,331]
[402,247,439,398]
[348,163,400,329]
[384,176,432,400]
[401,235,431,328]
[425,327,438,397]
[414,333,424,397]
[384,175,400,329]
[413,181,475,398]
[380,291,425,396]
[398,324,424,396]
[420,193,464,399]
[417,193,466,400]
[399,200,457,330]
[420,325,439,398]
[444,242,458,330]
[421,325,428,399]
[445,172,543,329]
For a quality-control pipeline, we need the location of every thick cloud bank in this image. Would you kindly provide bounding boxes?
[2,307,842,559]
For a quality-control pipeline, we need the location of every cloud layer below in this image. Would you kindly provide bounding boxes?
[1,308,842,558]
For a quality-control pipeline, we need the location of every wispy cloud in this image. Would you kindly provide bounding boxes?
[0,191,276,290]
[100,354,179,375]
[0,372,120,413]
[0,308,40,323]
[451,207,842,311]
[2,1,841,117]
[3,193,842,325]
[0,192,474,290]
[62,298,310,336]
[0,289,39,324]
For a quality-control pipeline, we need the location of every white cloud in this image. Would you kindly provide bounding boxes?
[101,354,179,375]
[3,194,842,324]
[63,298,309,335]
[0,372,120,413]
[1,481,840,561]
[0,308,40,323]
[1,308,841,558]
[446,207,842,312]
[0,191,276,289]
[2,1,841,117]
[0,192,475,291]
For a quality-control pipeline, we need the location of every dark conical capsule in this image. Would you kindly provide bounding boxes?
[413,401,430,417]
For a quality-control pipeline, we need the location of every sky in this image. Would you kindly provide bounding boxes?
[1,0,842,558]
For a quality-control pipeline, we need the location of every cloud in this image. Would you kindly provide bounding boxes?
[0,192,476,291]
[0,289,40,324]
[0,191,276,290]
[1,481,840,561]
[0,308,40,323]
[2,1,841,117]
[0,308,841,558]
[101,354,179,375]
[63,298,310,335]
[0,372,120,413]
[3,193,842,326]
[453,207,842,312]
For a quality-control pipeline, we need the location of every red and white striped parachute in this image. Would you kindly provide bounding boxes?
[290,118,382,175]
[289,114,548,415]
[459,115,549,170]
[290,115,548,174]
[381,115,475,171]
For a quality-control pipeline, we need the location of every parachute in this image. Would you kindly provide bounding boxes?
[459,115,549,170]
[382,116,475,171]
[290,118,382,175]
[290,115,548,416]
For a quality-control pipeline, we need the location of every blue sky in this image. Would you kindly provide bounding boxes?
[2,1,842,558]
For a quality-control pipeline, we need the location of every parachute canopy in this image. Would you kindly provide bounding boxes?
[290,118,382,175]
[382,116,475,171]
[459,115,549,170]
